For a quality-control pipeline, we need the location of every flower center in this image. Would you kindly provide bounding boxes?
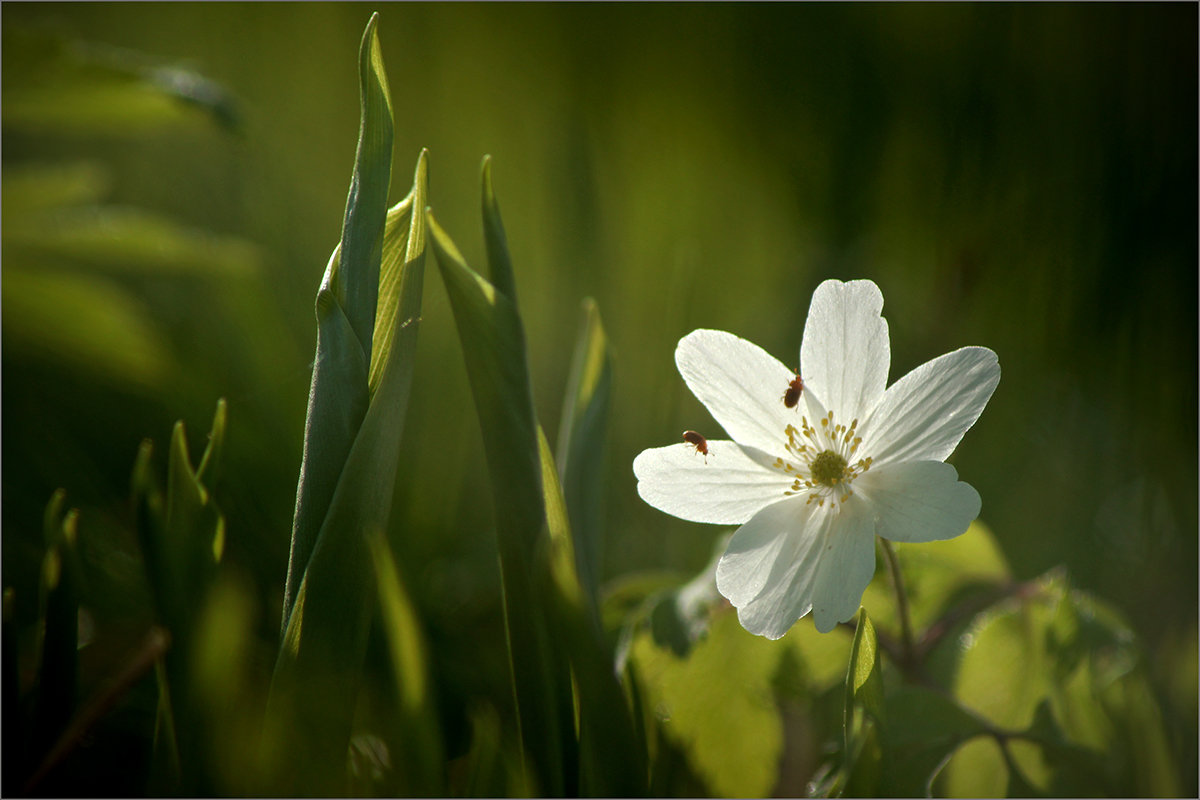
[772,409,874,509]
[809,450,849,487]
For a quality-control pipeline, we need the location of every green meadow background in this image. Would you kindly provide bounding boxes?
[3,3,1196,795]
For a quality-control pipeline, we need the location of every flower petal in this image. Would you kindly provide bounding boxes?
[674,329,798,457]
[799,279,890,425]
[716,496,827,638]
[862,346,1000,466]
[853,460,981,543]
[633,440,792,525]
[810,499,877,632]
[715,494,879,638]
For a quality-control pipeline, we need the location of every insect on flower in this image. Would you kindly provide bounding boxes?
[682,430,709,462]
[783,372,804,408]
[634,279,1001,638]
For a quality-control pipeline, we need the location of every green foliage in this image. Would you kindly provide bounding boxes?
[264,16,429,794]
[556,299,614,612]
[428,160,645,796]
[2,7,1194,798]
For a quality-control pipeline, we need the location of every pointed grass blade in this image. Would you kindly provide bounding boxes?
[537,428,647,796]
[427,203,570,796]
[368,530,444,796]
[555,298,613,610]
[281,12,396,631]
[264,152,427,796]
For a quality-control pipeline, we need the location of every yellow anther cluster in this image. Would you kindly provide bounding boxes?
[773,408,871,510]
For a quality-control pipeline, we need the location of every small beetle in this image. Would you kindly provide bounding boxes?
[783,372,804,409]
[682,430,709,462]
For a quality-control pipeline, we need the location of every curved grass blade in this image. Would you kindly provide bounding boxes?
[264,151,427,796]
[427,205,570,796]
[555,298,613,610]
[281,12,395,633]
[368,530,444,796]
[537,427,647,796]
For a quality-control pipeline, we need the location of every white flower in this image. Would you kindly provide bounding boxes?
[633,279,1000,639]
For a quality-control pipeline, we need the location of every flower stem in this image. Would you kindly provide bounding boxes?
[880,539,915,668]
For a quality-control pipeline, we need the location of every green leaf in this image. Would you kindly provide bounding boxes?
[264,150,426,795]
[427,198,568,795]
[938,570,1177,797]
[537,427,646,796]
[164,408,226,633]
[860,519,1010,643]
[4,206,261,277]
[878,687,990,797]
[1,268,172,390]
[555,298,613,610]
[280,13,397,631]
[2,27,241,135]
[127,399,227,794]
[481,156,518,301]
[838,608,884,797]
[335,11,394,365]
[631,611,786,797]
[368,530,444,796]
[3,162,111,215]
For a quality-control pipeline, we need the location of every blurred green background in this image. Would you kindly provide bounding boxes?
[3,3,1196,795]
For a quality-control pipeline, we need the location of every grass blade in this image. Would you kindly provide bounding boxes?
[427,204,571,796]
[264,151,427,795]
[281,11,395,633]
[368,530,444,796]
[555,298,613,611]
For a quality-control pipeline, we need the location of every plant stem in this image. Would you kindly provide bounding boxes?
[880,539,915,668]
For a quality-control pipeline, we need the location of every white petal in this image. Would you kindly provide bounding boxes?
[716,496,877,639]
[633,440,791,525]
[853,460,981,543]
[862,346,1000,466]
[674,330,797,457]
[716,497,828,638]
[799,279,890,425]
[807,499,877,632]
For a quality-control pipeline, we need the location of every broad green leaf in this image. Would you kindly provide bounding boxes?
[611,535,726,673]
[427,202,568,796]
[878,687,990,797]
[555,298,613,610]
[939,570,1175,797]
[280,12,397,631]
[264,149,426,795]
[368,530,444,796]
[860,519,1009,645]
[631,611,785,797]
